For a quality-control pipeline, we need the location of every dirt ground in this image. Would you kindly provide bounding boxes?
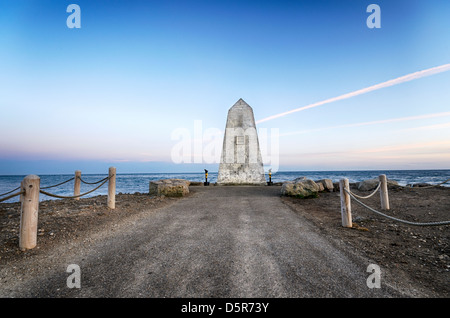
[282,184,450,297]
[0,193,181,265]
[1,184,449,297]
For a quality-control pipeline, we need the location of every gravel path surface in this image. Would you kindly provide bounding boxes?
[0,186,424,297]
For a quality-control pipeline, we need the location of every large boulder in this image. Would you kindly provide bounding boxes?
[315,181,325,192]
[315,179,334,192]
[357,178,399,191]
[357,179,379,191]
[281,178,320,198]
[149,179,190,197]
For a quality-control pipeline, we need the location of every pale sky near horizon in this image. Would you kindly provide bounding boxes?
[0,0,449,174]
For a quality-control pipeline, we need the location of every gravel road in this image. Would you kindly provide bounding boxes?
[0,186,421,297]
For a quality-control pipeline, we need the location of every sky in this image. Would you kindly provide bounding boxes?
[0,0,449,174]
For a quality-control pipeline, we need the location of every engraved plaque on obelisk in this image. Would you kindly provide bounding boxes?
[217,98,266,185]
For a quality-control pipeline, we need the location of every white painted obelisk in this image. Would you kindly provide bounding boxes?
[217,98,266,185]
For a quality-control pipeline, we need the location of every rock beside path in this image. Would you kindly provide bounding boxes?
[149,179,190,197]
[281,177,320,198]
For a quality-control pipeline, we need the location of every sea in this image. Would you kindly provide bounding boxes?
[1,170,449,203]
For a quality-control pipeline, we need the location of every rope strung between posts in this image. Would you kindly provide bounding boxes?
[0,186,21,197]
[396,178,450,189]
[39,175,112,199]
[348,182,381,199]
[2,175,80,198]
[0,190,24,203]
[77,176,109,185]
[344,188,450,226]
[40,177,75,189]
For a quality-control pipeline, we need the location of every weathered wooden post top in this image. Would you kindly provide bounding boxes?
[217,98,266,185]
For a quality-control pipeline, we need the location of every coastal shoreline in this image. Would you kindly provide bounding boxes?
[1,185,449,297]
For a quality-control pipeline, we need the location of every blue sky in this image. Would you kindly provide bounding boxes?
[0,0,449,174]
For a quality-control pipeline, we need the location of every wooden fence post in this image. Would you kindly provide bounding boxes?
[74,170,81,200]
[108,167,116,209]
[379,174,390,210]
[19,175,40,251]
[339,178,352,228]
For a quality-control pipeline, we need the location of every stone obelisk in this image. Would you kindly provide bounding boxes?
[217,98,266,185]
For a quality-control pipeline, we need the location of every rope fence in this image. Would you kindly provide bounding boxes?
[347,182,381,200]
[0,186,21,198]
[339,174,450,228]
[39,175,111,199]
[0,167,117,251]
[0,189,24,203]
[78,176,109,185]
[40,177,75,190]
[345,188,450,227]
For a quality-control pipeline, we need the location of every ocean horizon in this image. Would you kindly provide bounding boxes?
[1,169,449,204]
